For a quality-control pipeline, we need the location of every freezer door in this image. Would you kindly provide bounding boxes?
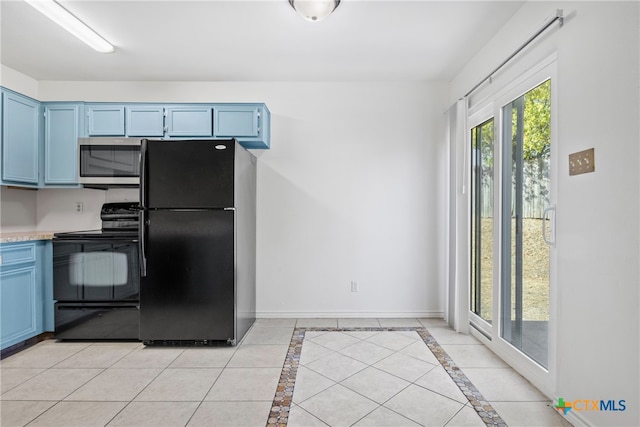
[139,209,235,342]
[142,139,235,209]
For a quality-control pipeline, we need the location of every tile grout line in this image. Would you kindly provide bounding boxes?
[292,332,443,408]
[266,327,508,427]
[184,342,241,427]
[102,347,185,427]
[9,342,107,427]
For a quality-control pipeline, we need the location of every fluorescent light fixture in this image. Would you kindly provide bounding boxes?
[24,0,114,53]
[289,0,340,22]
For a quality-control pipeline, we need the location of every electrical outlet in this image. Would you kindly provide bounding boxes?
[569,148,595,175]
[75,202,83,214]
[350,280,359,293]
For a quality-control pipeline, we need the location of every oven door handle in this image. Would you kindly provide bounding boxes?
[57,304,139,310]
[53,238,138,244]
[139,210,147,277]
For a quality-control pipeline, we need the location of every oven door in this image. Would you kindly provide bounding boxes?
[53,237,140,302]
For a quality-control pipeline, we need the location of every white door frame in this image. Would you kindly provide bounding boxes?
[459,55,558,397]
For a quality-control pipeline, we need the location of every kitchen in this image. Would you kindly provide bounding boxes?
[1,1,639,427]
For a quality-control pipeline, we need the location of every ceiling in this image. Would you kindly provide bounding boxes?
[0,0,524,82]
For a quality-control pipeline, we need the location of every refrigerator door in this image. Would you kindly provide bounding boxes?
[139,209,235,342]
[142,139,235,209]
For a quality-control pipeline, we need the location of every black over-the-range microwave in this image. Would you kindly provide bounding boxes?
[78,137,141,186]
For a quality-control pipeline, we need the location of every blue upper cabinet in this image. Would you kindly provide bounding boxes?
[214,104,270,149]
[1,89,271,184]
[44,103,83,186]
[86,104,125,136]
[165,106,213,137]
[1,90,40,186]
[127,105,165,137]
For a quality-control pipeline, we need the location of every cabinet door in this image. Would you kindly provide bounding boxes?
[127,106,164,136]
[165,107,212,137]
[44,104,81,185]
[0,241,50,349]
[0,265,39,349]
[214,104,270,149]
[87,105,125,136]
[214,105,260,138]
[2,91,40,184]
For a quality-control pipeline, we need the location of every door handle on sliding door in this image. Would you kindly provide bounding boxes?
[542,205,556,247]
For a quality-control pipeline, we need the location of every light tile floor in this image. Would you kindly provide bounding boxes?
[0,318,572,427]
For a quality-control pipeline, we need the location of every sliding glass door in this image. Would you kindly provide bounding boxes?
[470,119,494,326]
[501,80,552,368]
[468,62,556,393]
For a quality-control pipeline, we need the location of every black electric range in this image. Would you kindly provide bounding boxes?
[52,202,141,340]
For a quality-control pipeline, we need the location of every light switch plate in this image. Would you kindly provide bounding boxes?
[569,148,595,176]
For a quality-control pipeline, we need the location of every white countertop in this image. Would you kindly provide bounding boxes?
[0,231,61,244]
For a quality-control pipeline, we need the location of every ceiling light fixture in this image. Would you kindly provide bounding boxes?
[289,0,340,22]
[24,0,115,53]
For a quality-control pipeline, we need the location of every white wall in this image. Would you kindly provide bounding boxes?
[450,2,639,426]
[34,188,139,232]
[0,65,38,99]
[36,188,105,231]
[0,187,37,232]
[36,80,449,318]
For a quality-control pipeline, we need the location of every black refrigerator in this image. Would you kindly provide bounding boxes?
[139,138,256,345]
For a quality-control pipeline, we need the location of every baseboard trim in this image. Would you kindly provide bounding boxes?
[256,311,444,319]
[1,332,54,360]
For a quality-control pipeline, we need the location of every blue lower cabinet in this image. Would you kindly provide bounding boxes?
[0,265,38,348]
[0,241,53,350]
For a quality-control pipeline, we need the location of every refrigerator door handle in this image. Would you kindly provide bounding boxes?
[140,139,148,208]
[139,209,147,277]
[139,139,148,277]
